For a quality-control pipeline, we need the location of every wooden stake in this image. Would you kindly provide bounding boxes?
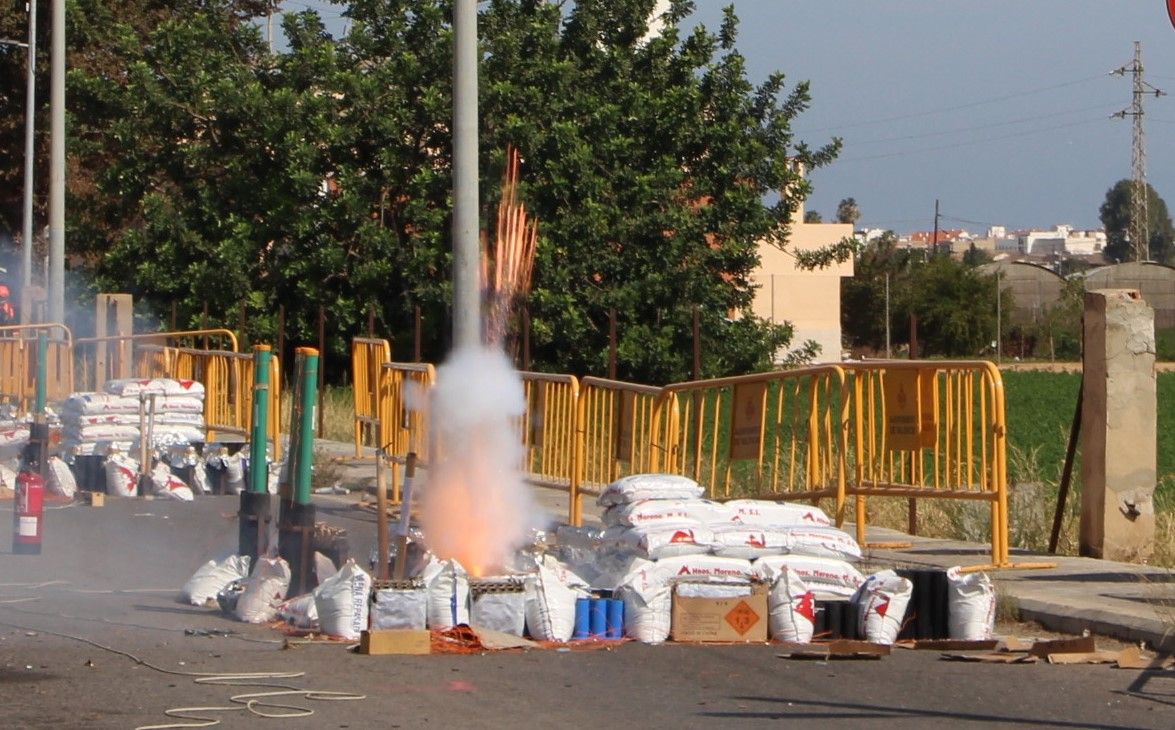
[392,453,418,579]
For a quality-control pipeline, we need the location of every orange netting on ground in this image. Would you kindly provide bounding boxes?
[429,625,628,654]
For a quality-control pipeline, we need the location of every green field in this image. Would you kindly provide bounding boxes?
[1002,370,1175,502]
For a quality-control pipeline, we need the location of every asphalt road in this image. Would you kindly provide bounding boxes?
[1,495,1172,730]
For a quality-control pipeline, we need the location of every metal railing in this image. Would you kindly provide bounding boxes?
[352,337,393,459]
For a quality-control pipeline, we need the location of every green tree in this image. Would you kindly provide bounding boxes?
[66,0,840,384]
[962,242,991,267]
[834,197,860,225]
[803,210,823,223]
[1098,179,1175,263]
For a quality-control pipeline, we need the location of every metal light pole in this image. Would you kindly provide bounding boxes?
[48,0,63,326]
[451,0,480,349]
[22,0,37,304]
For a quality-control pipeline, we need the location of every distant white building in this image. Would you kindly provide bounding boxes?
[1010,225,1106,257]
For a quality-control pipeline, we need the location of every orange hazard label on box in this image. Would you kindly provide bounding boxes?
[724,600,761,636]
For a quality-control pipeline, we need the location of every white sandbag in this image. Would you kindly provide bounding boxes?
[675,582,755,599]
[277,593,319,629]
[524,556,588,642]
[721,499,832,528]
[156,396,205,413]
[152,413,206,427]
[854,569,913,645]
[222,452,246,494]
[104,452,140,497]
[783,526,862,562]
[71,414,139,427]
[191,460,210,494]
[64,393,141,415]
[104,378,206,398]
[617,583,672,644]
[61,440,135,457]
[46,456,77,499]
[64,424,141,442]
[315,551,338,582]
[603,524,713,560]
[753,555,865,599]
[151,462,194,502]
[597,473,704,507]
[313,559,372,640]
[712,528,791,559]
[421,559,470,629]
[0,461,16,490]
[234,557,291,624]
[180,555,252,606]
[652,554,757,584]
[602,499,723,528]
[371,586,428,630]
[947,566,996,640]
[470,591,526,636]
[761,564,816,642]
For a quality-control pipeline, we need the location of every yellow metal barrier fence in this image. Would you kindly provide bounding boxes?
[376,362,436,503]
[576,377,674,523]
[135,344,282,459]
[352,337,392,459]
[842,361,1012,568]
[75,329,239,392]
[0,324,75,410]
[660,366,849,525]
[519,372,584,525]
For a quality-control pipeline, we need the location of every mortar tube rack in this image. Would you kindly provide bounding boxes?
[468,576,526,597]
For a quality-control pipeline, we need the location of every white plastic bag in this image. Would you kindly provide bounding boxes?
[603,524,713,559]
[782,526,862,562]
[191,460,210,495]
[761,564,816,642]
[421,559,470,629]
[277,593,319,629]
[471,590,526,636]
[223,452,246,494]
[46,456,77,499]
[597,473,704,507]
[753,555,865,599]
[722,499,832,528]
[180,555,252,606]
[524,556,588,642]
[602,499,722,528]
[854,569,913,645]
[313,560,373,640]
[151,462,194,502]
[617,583,672,644]
[104,452,139,497]
[947,566,996,640]
[371,587,428,631]
[234,557,291,624]
[712,528,791,559]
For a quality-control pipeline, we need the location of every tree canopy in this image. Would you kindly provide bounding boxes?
[1099,179,1175,263]
[5,0,841,384]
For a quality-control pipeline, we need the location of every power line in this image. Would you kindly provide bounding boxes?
[846,103,1119,146]
[836,117,1104,163]
[795,74,1108,135]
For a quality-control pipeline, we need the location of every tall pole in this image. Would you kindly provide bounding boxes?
[1112,41,1165,263]
[451,0,481,349]
[884,272,891,358]
[931,198,940,257]
[48,0,64,325]
[21,0,37,302]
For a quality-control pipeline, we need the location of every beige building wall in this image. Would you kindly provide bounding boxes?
[750,216,854,363]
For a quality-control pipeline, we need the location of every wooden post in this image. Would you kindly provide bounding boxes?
[413,305,422,363]
[317,305,326,433]
[608,308,617,380]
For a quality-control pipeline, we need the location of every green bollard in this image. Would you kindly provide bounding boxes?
[280,347,321,595]
[34,332,47,415]
[248,345,272,495]
[293,347,319,505]
[239,345,274,561]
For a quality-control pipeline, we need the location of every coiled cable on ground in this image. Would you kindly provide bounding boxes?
[0,618,366,730]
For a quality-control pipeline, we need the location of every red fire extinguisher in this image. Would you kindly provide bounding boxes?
[13,468,44,555]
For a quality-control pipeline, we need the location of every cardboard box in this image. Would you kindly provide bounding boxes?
[87,492,105,507]
[671,582,768,643]
[359,629,431,655]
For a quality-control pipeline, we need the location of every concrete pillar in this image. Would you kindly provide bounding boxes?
[1079,289,1156,562]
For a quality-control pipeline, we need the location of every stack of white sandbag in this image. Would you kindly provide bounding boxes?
[598,474,717,560]
[60,378,206,456]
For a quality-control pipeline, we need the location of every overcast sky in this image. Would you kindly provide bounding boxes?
[288,1,1175,234]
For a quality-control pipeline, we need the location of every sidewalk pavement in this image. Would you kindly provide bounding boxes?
[318,439,1175,653]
